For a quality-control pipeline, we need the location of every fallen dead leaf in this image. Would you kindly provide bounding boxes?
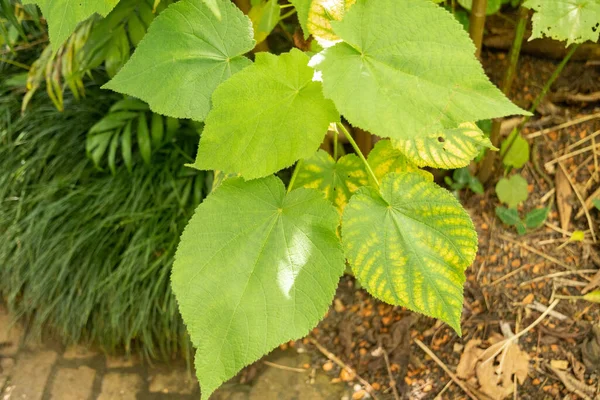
[455,334,530,400]
[582,325,600,372]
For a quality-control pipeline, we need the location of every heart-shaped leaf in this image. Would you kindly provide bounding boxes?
[342,172,478,333]
[104,0,255,121]
[193,49,339,179]
[311,0,528,140]
[172,176,345,398]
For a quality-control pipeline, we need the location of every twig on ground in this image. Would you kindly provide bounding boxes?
[557,162,597,242]
[308,337,380,400]
[544,222,590,236]
[576,186,600,219]
[549,366,595,400]
[413,338,480,400]
[519,269,597,287]
[498,234,575,270]
[435,381,453,400]
[481,300,561,364]
[527,301,569,321]
[566,129,600,151]
[262,360,307,373]
[526,113,600,139]
[381,348,400,400]
[487,262,530,286]
[545,143,600,170]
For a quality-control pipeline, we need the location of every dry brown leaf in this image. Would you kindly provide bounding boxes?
[582,325,600,372]
[477,358,513,400]
[566,351,586,381]
[455,335,530,400]
[456,340,483,380]
[555,167,573,235]
[582,269,600,294]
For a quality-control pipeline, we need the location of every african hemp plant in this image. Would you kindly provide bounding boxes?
[21,0,546,396]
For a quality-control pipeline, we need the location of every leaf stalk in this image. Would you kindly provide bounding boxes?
[335,122,379,188]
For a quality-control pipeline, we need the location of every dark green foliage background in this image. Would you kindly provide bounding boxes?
[0,85,205,360]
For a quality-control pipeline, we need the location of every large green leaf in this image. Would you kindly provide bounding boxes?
[23,0,120,51]
[172,176,345,398]
[291,150,368,213]
[393,122,496,169]
[193,49,340,179]
[524,0,600,45]
[311,0,527,140]
[341,172,478,333]
[103,0,255,121]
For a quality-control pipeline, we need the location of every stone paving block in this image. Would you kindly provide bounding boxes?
[0,306,23,356]
[98,372,143,400]
[148,365,198,395]
[5,350,58,400]
[50,366,96,400]
[62,345,98,360]
[105,355,139,369]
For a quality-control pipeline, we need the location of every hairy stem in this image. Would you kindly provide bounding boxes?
[336,122,379,188]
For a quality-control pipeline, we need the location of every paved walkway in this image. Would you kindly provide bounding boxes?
[0,306,352,400]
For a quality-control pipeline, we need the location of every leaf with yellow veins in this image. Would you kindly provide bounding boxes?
[308,0,356,45]
[392,122,496,169]
[367,140,420,181]
[341,172,478,333]
[291,150,368,213]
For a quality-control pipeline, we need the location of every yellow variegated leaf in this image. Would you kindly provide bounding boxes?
[341,172,478,333]
[307,0,355,45]
[392,122,496,169]
[367,140,420,181]
[292,150,368,213]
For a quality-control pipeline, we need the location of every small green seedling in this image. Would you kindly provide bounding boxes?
[445,167,484,194]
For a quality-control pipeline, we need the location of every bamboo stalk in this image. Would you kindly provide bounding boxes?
[469,0,488,58]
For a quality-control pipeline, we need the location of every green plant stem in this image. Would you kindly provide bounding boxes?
[279,9,296,20]
[469,0,488,58]
[287,159,303,193]
[0,57,30,70]
[500,43,580,161]
[336,122,379,188]
[478,5,528,183]
[333,128,338,161]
